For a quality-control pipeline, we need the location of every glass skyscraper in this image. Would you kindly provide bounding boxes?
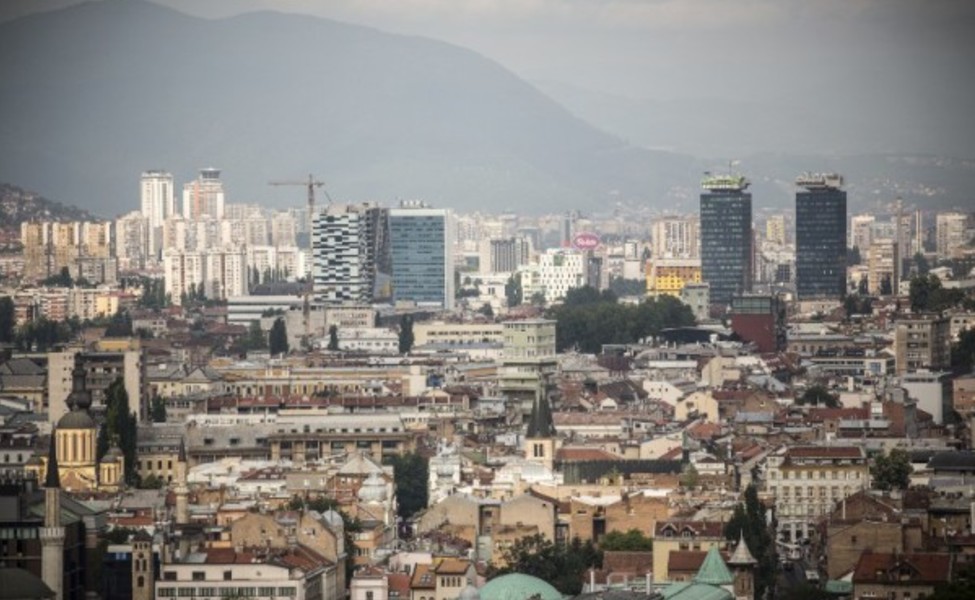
[389,205,453,309]
[700,175,753,308]
[795,174,847,299]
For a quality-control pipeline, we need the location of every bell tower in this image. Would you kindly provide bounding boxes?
[523,395,558,471]
[727,532,758,600]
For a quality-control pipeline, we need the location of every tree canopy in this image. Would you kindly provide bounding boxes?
[327,325,340,351]
[387,452,428,520]
[398,315,414,354]
[599,528,653,551]
[909,274,966,313]
[871,448,912,491]
[796,385,840,408]
[97,377,138,485]
[269,317,289,355]
[548,287,695,353]
[492,534,601,595]
[724,485,776,600]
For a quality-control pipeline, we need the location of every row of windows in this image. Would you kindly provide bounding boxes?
[157,587,296,597]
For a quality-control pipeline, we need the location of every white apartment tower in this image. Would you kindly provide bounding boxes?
[141,170,175,261]
[313,206,370,303]
[652,215,699,259]
[936,212,970,260]
[182,168,225,220]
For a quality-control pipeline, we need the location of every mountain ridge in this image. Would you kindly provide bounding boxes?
[0,0,695,216]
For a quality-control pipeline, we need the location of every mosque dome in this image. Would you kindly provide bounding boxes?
[459,584,481,600]
[358,472,388,503]
[480,574,562,600]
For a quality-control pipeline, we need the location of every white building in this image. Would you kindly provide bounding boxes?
[163,249,205,305]
[652,215,699,259]
[164,248,246,305]
[936,212,970,259]
[141,170,176,259]
[182,167,225,220]
[313,206,370,303]
[520,249,585,303]
[115,211,149,270]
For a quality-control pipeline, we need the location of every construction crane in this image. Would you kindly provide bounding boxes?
[268,174,333,352]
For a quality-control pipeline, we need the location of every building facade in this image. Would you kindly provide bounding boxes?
[389,205,453,309]
[795,174,847,299]
[700,175,753,308]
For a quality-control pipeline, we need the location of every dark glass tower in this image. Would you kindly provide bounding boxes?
[795,173,847,299]
[700,175,753,308]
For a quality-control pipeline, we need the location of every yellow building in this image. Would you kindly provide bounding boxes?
[646,258,702,297]
[26,358,124,492]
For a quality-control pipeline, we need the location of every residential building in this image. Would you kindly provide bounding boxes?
[651,215,699,259]
[935,212,970,260]
[852,552,952,600]
[181,167,225,220]
[521,249,586,303]
[646,258,701,298]
[766,446,869,541]
[894,313,951,375]
[141,169,175,259]
[729,294,787,353]
[499,319,557,405]
[652,521,728,583]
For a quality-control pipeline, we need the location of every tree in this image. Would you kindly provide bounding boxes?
[140,474,165,489]
[150,395,167,423]
[529,291,546,307]
[871,448,912,491]
[98,377,138,485]
[0,296,14,343]
[952,329,975,375]
[879,274,893,296]
[796,385,839,408]
[848,246,862,266]
[104,310,133,337]
[599,528,653,551]
[909,274,965,313]
[679,463,700,488]
[608,277,646,297]
[931,565,975,600]
[724,485,776,600]
[398,315,414,354]
[327,325,340,351]
[269,317,289,355]
[493,535,601,595]
[549,294,695,353]
[505,273,523,307]
[41,266,72,288]
[387,452,428,519]
[478,303,494,318]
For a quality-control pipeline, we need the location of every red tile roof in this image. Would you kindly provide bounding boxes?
[853,552,952,584]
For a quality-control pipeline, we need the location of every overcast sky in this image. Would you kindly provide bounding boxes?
[5,0,975,156]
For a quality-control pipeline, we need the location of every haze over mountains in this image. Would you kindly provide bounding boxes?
[1,0,974,218]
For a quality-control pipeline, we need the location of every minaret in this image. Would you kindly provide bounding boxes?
[40,431,65,600]
[727,531,758,600]
[523,395,557,471]
[174,437,189,525]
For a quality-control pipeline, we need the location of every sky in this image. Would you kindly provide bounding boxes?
[3,0,975,157]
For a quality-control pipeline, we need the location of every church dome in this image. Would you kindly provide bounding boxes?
[480,574,562,600]
[57,409,95,430]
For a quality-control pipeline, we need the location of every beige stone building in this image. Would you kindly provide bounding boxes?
[766,445,869,542]
[894,313,951,375]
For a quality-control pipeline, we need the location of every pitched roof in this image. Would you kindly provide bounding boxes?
[852,552,952,584]
[526,395,556,438]
[693,546,733,586]
[727,533,757,566]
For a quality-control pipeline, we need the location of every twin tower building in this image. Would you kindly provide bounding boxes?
[700,172,846,307]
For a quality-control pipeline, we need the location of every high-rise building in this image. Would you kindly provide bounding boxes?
[181,168,225,220]
[115,211,149,271]
[795,173,847,299]
[850,214,875,252]
[894,313,951,375]
[482,237,531,274]
[311,204,390,304]
[936,212,970,259]
[867,238,898,296]
[140,170,175,259]
[389,204,453,309]
[765,215,787,246]
[312,206,370,304]
[651,215,699,259]
[700,174,753,308]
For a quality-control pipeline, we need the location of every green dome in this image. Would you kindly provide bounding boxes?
[480,574,562,600]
